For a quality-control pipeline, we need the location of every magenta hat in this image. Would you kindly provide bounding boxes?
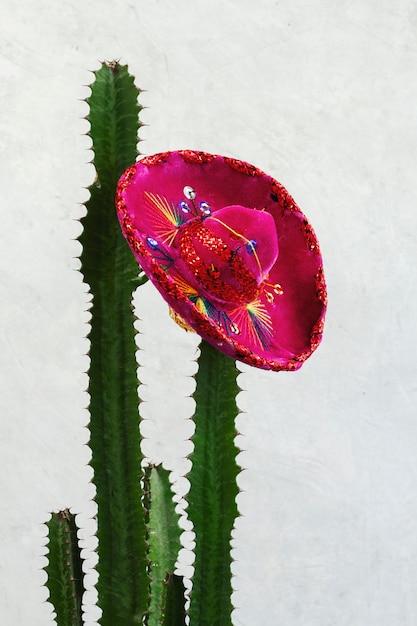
[116,150,326,371]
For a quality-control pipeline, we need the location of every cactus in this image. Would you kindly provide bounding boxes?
[144,465,185,626]
[45,510,84,626]
[187,341,239,625]
[78,61,148,624]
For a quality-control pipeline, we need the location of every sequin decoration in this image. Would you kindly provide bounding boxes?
[270,179,300,214]
[179,200,190,213]
[183,185,196,200]
[118,164,137,190]
[177,219,259,304]
[246,239,257,254]
[315,266,327,306]
[199,201,211,215]
[146,237,159,250]
[140,152,170,167]
[302,218,321,254]
[310,318,325,351]
[178,150,217,164]
[224,157,263,177]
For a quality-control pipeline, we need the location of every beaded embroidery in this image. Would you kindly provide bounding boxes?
[142,186,276,349]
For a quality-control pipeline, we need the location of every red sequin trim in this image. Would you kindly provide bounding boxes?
[290,351,309,366]
[121,214,135,237]
[302,219,321,254]
[122,164,137,185]
[310,317,325,351]
[224,157,263,177]
[234,346,265,368]
[234,344,293,371]
[115,196,125,214]
[151,260,184,297]
[315,266,327,306]
[140,152,171,167]
[116,165,137,202]
[130,236,146,257]
[178,150,217,164]
[270,179,300,213]
[285,358,304,371]
[178,220,258,304]
[189,308,225,341]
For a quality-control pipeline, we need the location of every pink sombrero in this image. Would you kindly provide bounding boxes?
[116,150,327,371]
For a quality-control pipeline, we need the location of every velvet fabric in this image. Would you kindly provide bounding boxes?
[116,150,326,371]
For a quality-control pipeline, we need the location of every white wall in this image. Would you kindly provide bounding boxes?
[1,1,417,624]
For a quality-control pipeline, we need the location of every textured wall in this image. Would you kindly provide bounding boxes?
[1,1,417,624]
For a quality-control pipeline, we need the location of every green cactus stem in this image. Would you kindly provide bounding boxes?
[78,61,147,624]
[144,465,186,626]
[187,340,240,625]
[45,509,85,626]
